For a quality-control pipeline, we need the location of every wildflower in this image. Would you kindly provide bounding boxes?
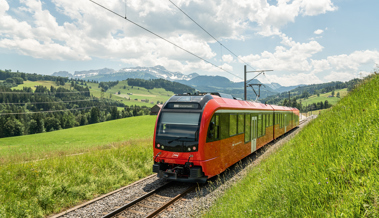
[326,178,328,180]
[318,182,320,185]
[327,182,329,184]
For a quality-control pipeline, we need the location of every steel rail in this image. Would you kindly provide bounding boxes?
[101,182,172,218]
[145,185,196,218]
[102,182,196,218]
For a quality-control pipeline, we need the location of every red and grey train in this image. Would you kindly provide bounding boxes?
[153,92,299,183]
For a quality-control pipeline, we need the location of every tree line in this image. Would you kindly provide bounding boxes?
[0,85,150,138]
[127,78,195,94]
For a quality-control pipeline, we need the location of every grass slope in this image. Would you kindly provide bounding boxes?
[300,88,348,106]
[0,116,157,163]
[87,80,173,107]
[11,80,71,91]
[0,138,153,217]
[206,75,379,217]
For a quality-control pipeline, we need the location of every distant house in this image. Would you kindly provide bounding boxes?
[328,95,333,98]
[150,104,163,115]
[128,93,133,95]
[141,99,146,102]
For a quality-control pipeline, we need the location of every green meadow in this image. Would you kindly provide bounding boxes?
[0,116,157,163]
[206,74,379,217]
[87,80,173,107]
[11,80,71,91]
[300,88,348,106]
[0,115,157,217]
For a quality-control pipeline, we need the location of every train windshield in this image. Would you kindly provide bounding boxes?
[156,112,201,140]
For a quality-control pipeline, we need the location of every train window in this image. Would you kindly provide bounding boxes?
[215,115,220,139]
[258,114,262,137]
[220,113,229,139]
[229,114,237,136]
[262,114,266,136]
[206,114,220,142]
[244,114,251,143]
[238,114,244,134]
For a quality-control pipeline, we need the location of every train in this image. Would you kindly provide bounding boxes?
[153,92,300,183]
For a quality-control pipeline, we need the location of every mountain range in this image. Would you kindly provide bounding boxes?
[52,66,300,100]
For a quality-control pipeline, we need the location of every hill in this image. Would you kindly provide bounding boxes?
[206,73,379,217]
[0,115,157,163]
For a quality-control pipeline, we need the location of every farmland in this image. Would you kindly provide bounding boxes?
[0,115,157,217]
[206,75,379,217]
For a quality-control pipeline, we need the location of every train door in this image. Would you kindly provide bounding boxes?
[251,116,257,153]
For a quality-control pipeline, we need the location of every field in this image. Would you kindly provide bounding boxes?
[206,76,379,217]
[87,80,173,107]
[11,80,71,91]
[10,80,173,107]
[299,88,348,106]
[0,116,157,164]
[0,115,157,217]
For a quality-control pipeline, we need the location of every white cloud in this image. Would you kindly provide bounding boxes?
[241,34,323,73]
[314,29,324,35]
[300,0,337,16]
[222,54,233,63]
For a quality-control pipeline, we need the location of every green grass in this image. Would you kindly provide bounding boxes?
[11,80,71,91]
[0,116,157,164]
[87,81,172,107]
[0,138,153,217]
[206,74,379,217]
[300,88,348,106]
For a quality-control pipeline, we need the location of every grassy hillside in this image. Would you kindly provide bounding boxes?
[10,80,172,107]
[0,115,158,217]
[11,80,71,90]
[0,116,157,163]
[87,80,173,107]
[299,88,348,106]
[0,138,153,217]
[206,74,379,217]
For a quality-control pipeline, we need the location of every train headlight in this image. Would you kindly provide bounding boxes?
[188,148,191,151]
[193,146,196,151]
[157,144,161,148]
[161,146,164,149]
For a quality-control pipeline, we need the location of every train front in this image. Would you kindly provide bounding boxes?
[152,94,213,183]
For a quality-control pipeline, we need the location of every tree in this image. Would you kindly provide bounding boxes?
[45,117,61,132]
[90,107,100,123]
[336,92,340,98]
[110,107,119,120]
[3,118,24,137]
[331,90,335,97]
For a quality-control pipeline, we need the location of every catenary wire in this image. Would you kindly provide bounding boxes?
[0,107,94,115]
[0,99,98,105]
[168,0,255,71]
[0,91,91,95]
[89,0,243,80]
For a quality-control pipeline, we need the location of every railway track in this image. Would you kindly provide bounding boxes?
[102,182,196,218]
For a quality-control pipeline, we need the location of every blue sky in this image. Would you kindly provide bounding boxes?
[0,0,378,86]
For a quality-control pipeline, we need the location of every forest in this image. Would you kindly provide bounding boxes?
[0,71,152,138]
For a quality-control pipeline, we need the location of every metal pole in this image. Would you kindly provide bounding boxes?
[244,65,247,100]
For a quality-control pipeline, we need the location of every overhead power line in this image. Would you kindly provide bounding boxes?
[0,99,98,105]
[0,107,93,115]
[0,91,90,95]
[168,0,255,71]
[89,0,243,80]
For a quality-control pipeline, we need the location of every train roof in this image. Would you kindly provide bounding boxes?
[167,93,298,112]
